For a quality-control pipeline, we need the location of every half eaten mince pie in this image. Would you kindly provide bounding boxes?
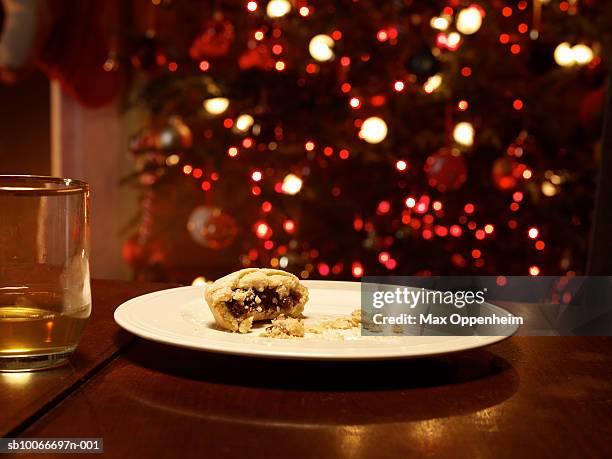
[204,268,309,333]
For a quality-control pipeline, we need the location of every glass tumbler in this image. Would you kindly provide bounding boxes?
[0,176,91,371]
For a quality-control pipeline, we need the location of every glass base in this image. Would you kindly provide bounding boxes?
[0,350,73,372]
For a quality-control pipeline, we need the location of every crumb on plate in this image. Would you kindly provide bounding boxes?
[261,315,305,338]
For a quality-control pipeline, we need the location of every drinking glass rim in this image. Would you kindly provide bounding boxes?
[0,175,89,195]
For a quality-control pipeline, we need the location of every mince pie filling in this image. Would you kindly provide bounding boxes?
[226,288,296,318]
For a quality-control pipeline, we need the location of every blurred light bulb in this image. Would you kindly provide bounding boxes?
[453,122,475,146]
[359,117,388,144]
[528,227,539,239]
[254,221,272,239]
[235,114,254,132]
[541,181,558,196]
[554,42,574,67]
[165,154,180,166]
[572,44,594,65]
[423,74,442,93]
[279,256,289,268]
[266,0,291,18]
[447,32,462,49]
[192,276,207,286]
[349,97,361,109]
[281,174,303,195]
[203,97,229,115]
[430,16,449,31]
[456,6,483,35]
[283,219,296,233]
[309,34,334,62]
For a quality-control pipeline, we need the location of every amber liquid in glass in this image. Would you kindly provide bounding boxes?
[0,306,89,357]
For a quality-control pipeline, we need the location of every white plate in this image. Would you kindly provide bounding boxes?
[114,280,517,360]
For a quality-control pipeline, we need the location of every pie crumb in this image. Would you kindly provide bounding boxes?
[261,315,305,338]
[350,309,361,326]
[237,316,254,334]
[261,309,363,339]
[305,309,362,333]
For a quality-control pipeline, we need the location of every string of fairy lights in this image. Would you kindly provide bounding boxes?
[125,0,601,283]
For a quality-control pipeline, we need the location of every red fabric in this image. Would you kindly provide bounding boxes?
[38,0,123,108]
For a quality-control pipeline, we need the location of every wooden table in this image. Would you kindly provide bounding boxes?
[2,280,611,458]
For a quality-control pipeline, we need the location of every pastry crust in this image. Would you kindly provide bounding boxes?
[204,268,308,333]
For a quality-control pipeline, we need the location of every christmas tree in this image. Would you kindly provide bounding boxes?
[122,0,609,283]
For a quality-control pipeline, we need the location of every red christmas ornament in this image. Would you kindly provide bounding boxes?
[424,149,468,192]
[189,16,235,60]
[492,157,523,191]
[239,44,275,71]
[155,117,193,151]
[187,206,238,249]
